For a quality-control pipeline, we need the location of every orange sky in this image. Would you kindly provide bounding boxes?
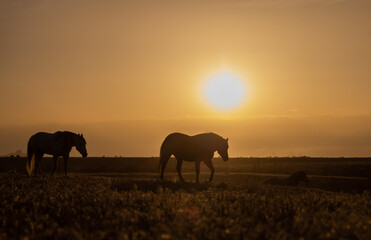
[1,0,371,157]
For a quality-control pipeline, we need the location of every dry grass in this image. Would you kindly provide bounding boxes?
[0,173,370,239]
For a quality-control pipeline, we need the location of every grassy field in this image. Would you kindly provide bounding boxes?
[0,173,370,239]
[0,157,370,239]
[1,156,371,177]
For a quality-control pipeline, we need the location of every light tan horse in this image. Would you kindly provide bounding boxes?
[159,132,229,183]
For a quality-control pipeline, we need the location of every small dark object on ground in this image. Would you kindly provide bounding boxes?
[264,171,309,186]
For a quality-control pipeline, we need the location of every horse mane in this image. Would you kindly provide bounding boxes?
[54,131,76,140]
[55,131,86,144]
[205,132,225,140]
[198,132,226,144]
[193,132,227,150]
[53,131,78,148]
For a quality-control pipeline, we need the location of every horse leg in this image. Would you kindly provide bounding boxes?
[204,158,215,182]
[160,153,171,181]
[176,158,184,182]
[63,155,69,176]
[195,159,201,183]
[51,155,58,176]
[35,154,43,176]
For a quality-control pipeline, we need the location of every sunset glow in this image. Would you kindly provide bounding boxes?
[1,1,370,238]
[0,0,371,157]
[203,71,246,111]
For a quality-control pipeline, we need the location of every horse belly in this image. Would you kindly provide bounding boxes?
[37,143,53,155]
[33,137,53,155]
[34,135,59,156]
[182,155,196,162]
[174,151,196,162]
[164,133,197,161]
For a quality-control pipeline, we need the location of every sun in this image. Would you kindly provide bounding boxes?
[203,71,247,111]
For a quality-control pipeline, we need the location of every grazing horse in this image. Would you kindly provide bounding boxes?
[27,131,87,176]
[159,132,229,183]
[264,171,309,186]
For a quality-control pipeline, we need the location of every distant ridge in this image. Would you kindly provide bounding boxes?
[1,150,26,157]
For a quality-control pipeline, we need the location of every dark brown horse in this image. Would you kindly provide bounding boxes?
[159,132,229,183]
[27,131,87,176]
[264,171,309,186]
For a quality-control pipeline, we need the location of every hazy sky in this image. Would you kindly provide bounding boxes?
[1,0,370,156]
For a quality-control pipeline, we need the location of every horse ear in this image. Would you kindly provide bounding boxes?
[226,138,229,142]
[81,134,83,137]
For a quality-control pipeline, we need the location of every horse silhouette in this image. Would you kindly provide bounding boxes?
[27,131,87,176]
[264,171,309,186]
[159,132,229,183]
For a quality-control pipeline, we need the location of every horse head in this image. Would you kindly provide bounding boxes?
[217,137,229,162]
[74,133,88,158]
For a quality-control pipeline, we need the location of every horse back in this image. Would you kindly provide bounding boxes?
[29,132,70,156]
[162,133,195,151]
[28,132,55,154]
[161,133,197,161]
[29,132,55,143]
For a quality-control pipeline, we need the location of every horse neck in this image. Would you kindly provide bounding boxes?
[213,137,225,152]
[68,133,77,147]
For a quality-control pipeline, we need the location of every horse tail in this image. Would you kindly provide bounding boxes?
[159,139,171,180]
[26,140,35,176]
[159,142,165,172]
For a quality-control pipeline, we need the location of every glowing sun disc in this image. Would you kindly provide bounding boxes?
[203,71,246,110]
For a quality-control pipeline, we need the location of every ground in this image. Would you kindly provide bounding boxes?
[0,172,370,239]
